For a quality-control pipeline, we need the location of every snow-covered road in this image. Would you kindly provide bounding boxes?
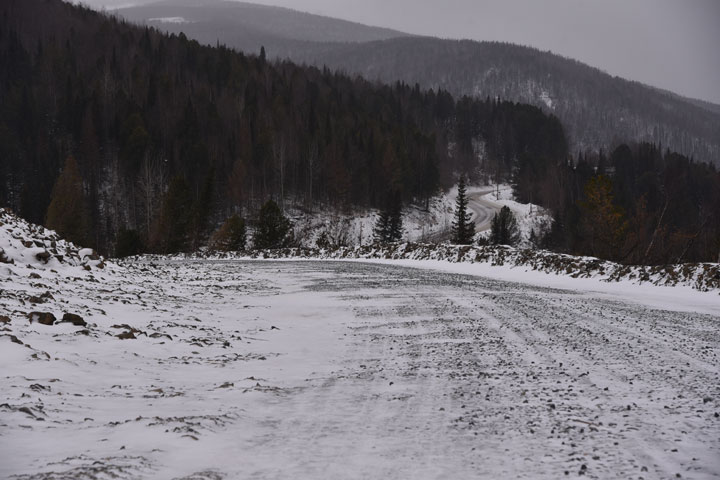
[467,187,501,232]
[1,260,719,479]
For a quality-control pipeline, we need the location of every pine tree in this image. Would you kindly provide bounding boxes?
[45,156,89,246]
[451,175,475,244]
[210,214,246,252]
[578,175,628,260]
[154,175,192,253]
[490,206,520,246]
[253,199,292,249]
[374,190,403,243]
[115,228,143,258]
[189,170,215,250]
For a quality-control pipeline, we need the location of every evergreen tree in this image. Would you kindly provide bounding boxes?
[154,175,192,253]
[374,190,403,243]
[578,175,628,261]
[189,170,215,250]
[115,228,143,258]
[45,156,89,246]
[210,214,246,252]
[253,199,292,249]
[451,175,475,244]
[490,206,520,246]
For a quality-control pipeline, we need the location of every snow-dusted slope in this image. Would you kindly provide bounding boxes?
[0,208,110,273]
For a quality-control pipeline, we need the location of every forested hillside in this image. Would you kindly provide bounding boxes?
[518,143,720,264]
[0,0,566,255]
[118,2,720,166]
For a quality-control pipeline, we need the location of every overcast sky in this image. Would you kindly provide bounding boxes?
[80,0,720,104]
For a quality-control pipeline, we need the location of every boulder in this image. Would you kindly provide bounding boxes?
[28,312,56,326]
[35,250,51,263]
[0,248,13,264]
[60,313,87,327]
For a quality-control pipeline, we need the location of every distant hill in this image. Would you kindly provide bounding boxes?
[117,1,720,165]
[117,0,408,57]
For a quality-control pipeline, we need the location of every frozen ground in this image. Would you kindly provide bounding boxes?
[2,257,719,480]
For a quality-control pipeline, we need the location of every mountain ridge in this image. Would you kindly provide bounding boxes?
[116,1,720,165]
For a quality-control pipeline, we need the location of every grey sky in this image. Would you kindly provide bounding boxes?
[78,0,720,104]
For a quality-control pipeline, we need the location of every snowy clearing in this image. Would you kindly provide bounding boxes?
[277,183,545,247]
[2,256,719,480]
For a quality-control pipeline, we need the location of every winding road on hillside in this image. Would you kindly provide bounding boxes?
[424,187,501,243]
[467,186,502,232]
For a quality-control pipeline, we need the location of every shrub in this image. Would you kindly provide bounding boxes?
[253,200,293,249]
[209,214,246,252]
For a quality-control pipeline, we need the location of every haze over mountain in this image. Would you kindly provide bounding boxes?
[116,0,407,47]
[116,0,720,165]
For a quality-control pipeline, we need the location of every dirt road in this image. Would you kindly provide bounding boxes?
[2,260,718,479]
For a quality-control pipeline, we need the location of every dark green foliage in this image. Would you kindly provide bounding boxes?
[45,157,89,246]
[115,228,143,258]
[528,142,720,264]
[490,206,520,246]
[577,175,627,261]
[253,200,292,250]
[451,175,475,244]
[154,176,192,254]
[210,214,246,252]
[374,191,403,243]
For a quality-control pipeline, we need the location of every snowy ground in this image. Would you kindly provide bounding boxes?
[2,256,719,479]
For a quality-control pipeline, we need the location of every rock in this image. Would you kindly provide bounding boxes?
[0,315,10,324]
[0,248,13,264]
[1,334,23,345]
[35,250,51,263]
[28,312,56,326]
[29,272,41,279]
[117,331,136,340]
[60,313,87,327]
